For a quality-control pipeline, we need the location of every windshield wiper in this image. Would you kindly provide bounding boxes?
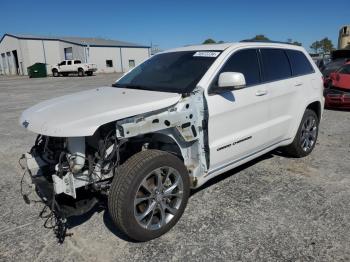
[113,83,149,90]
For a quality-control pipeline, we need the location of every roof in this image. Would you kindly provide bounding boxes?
[0,33,150,48]
[163,41,305,53]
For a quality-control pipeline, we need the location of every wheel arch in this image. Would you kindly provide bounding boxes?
[287,99,323,144]
[306,100,322,121]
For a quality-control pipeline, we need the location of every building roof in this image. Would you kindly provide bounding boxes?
[1,33,150,48]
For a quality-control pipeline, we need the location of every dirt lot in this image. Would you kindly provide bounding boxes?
[0,74,349,261]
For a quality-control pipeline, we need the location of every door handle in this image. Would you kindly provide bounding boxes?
[295,83,303,87]
[255,90,268,96]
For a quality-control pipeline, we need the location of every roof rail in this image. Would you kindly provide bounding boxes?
[240,39,296,45]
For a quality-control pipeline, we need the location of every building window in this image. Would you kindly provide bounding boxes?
[64,47,73,60]
[106,60,113,67]
[129,60,135,68]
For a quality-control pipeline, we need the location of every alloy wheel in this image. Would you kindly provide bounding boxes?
[134,166,184,231]
[300,115,317,152]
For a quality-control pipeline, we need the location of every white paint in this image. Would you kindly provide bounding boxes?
[20,86,181,137]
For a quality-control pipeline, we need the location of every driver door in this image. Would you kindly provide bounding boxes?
[206,49,271,172]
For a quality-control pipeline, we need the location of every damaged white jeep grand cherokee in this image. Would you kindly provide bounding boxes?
[20,42,324,242]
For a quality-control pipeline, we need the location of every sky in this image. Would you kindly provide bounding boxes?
[1,0,348,51]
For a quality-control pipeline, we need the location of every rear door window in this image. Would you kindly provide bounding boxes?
[260,49,291,82]
[286,50,314,76]
[220,49,261,86]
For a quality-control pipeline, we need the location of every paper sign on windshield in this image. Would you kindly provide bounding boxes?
[193,51,220,58]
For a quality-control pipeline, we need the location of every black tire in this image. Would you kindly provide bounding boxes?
[78,68,84,77]
[52,69,59,77]
[284,109,319,157]
[86,71,93,76]
[108,150,190,242]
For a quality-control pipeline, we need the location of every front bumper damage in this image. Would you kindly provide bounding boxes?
[19,152,101,243]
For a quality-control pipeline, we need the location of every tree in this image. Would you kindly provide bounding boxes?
[202,38,216,44]
[292,41,302,46]
[310,41,322,54]
[319,37,335,54]
[250,34,270,41]
[287,38,302,46]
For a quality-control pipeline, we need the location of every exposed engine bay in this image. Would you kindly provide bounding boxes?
[19,90,208,242]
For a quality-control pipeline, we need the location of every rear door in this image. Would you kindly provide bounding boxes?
[207,49,271,171]
[260,48,316,143]
[259,48,295,143]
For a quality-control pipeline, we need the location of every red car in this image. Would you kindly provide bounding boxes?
[324,62,350,109]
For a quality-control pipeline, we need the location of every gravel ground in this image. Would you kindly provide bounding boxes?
[0,74,349,262]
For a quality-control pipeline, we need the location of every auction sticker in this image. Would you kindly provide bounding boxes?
[193,51,220,57]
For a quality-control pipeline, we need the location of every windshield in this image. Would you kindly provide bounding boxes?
[114,51,221,93]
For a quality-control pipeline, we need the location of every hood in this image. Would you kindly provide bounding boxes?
[20,86,181,137]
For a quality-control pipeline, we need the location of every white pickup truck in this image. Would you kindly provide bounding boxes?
[51,59,97,77]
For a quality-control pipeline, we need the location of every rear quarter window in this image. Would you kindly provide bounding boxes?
[260,49,291,82]
[286,50,314,76]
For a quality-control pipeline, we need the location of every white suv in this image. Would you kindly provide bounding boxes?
[20,42,324,242]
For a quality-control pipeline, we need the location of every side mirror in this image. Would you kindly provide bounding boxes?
[217,72,246,91]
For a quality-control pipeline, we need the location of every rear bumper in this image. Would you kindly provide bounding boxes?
[324,89,350,109]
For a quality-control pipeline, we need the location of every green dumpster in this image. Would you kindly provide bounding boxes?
[27,63,47,78]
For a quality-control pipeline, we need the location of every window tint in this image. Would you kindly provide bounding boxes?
[286,50,314,76]
[220,49,260,86]
[261,49,291,82]
[74,60,81,64]
[67,60,72,65]
[59,61,66,66]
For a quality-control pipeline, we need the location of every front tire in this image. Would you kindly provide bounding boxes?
[108,150,190,242]
[52,69,59,77]
[284,109,319,157]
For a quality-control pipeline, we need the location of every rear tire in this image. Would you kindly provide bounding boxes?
[284,109,319,157]
[108,150,190,242]
[78,68,84,77]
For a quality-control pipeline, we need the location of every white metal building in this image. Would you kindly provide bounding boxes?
[0,33,151,75]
